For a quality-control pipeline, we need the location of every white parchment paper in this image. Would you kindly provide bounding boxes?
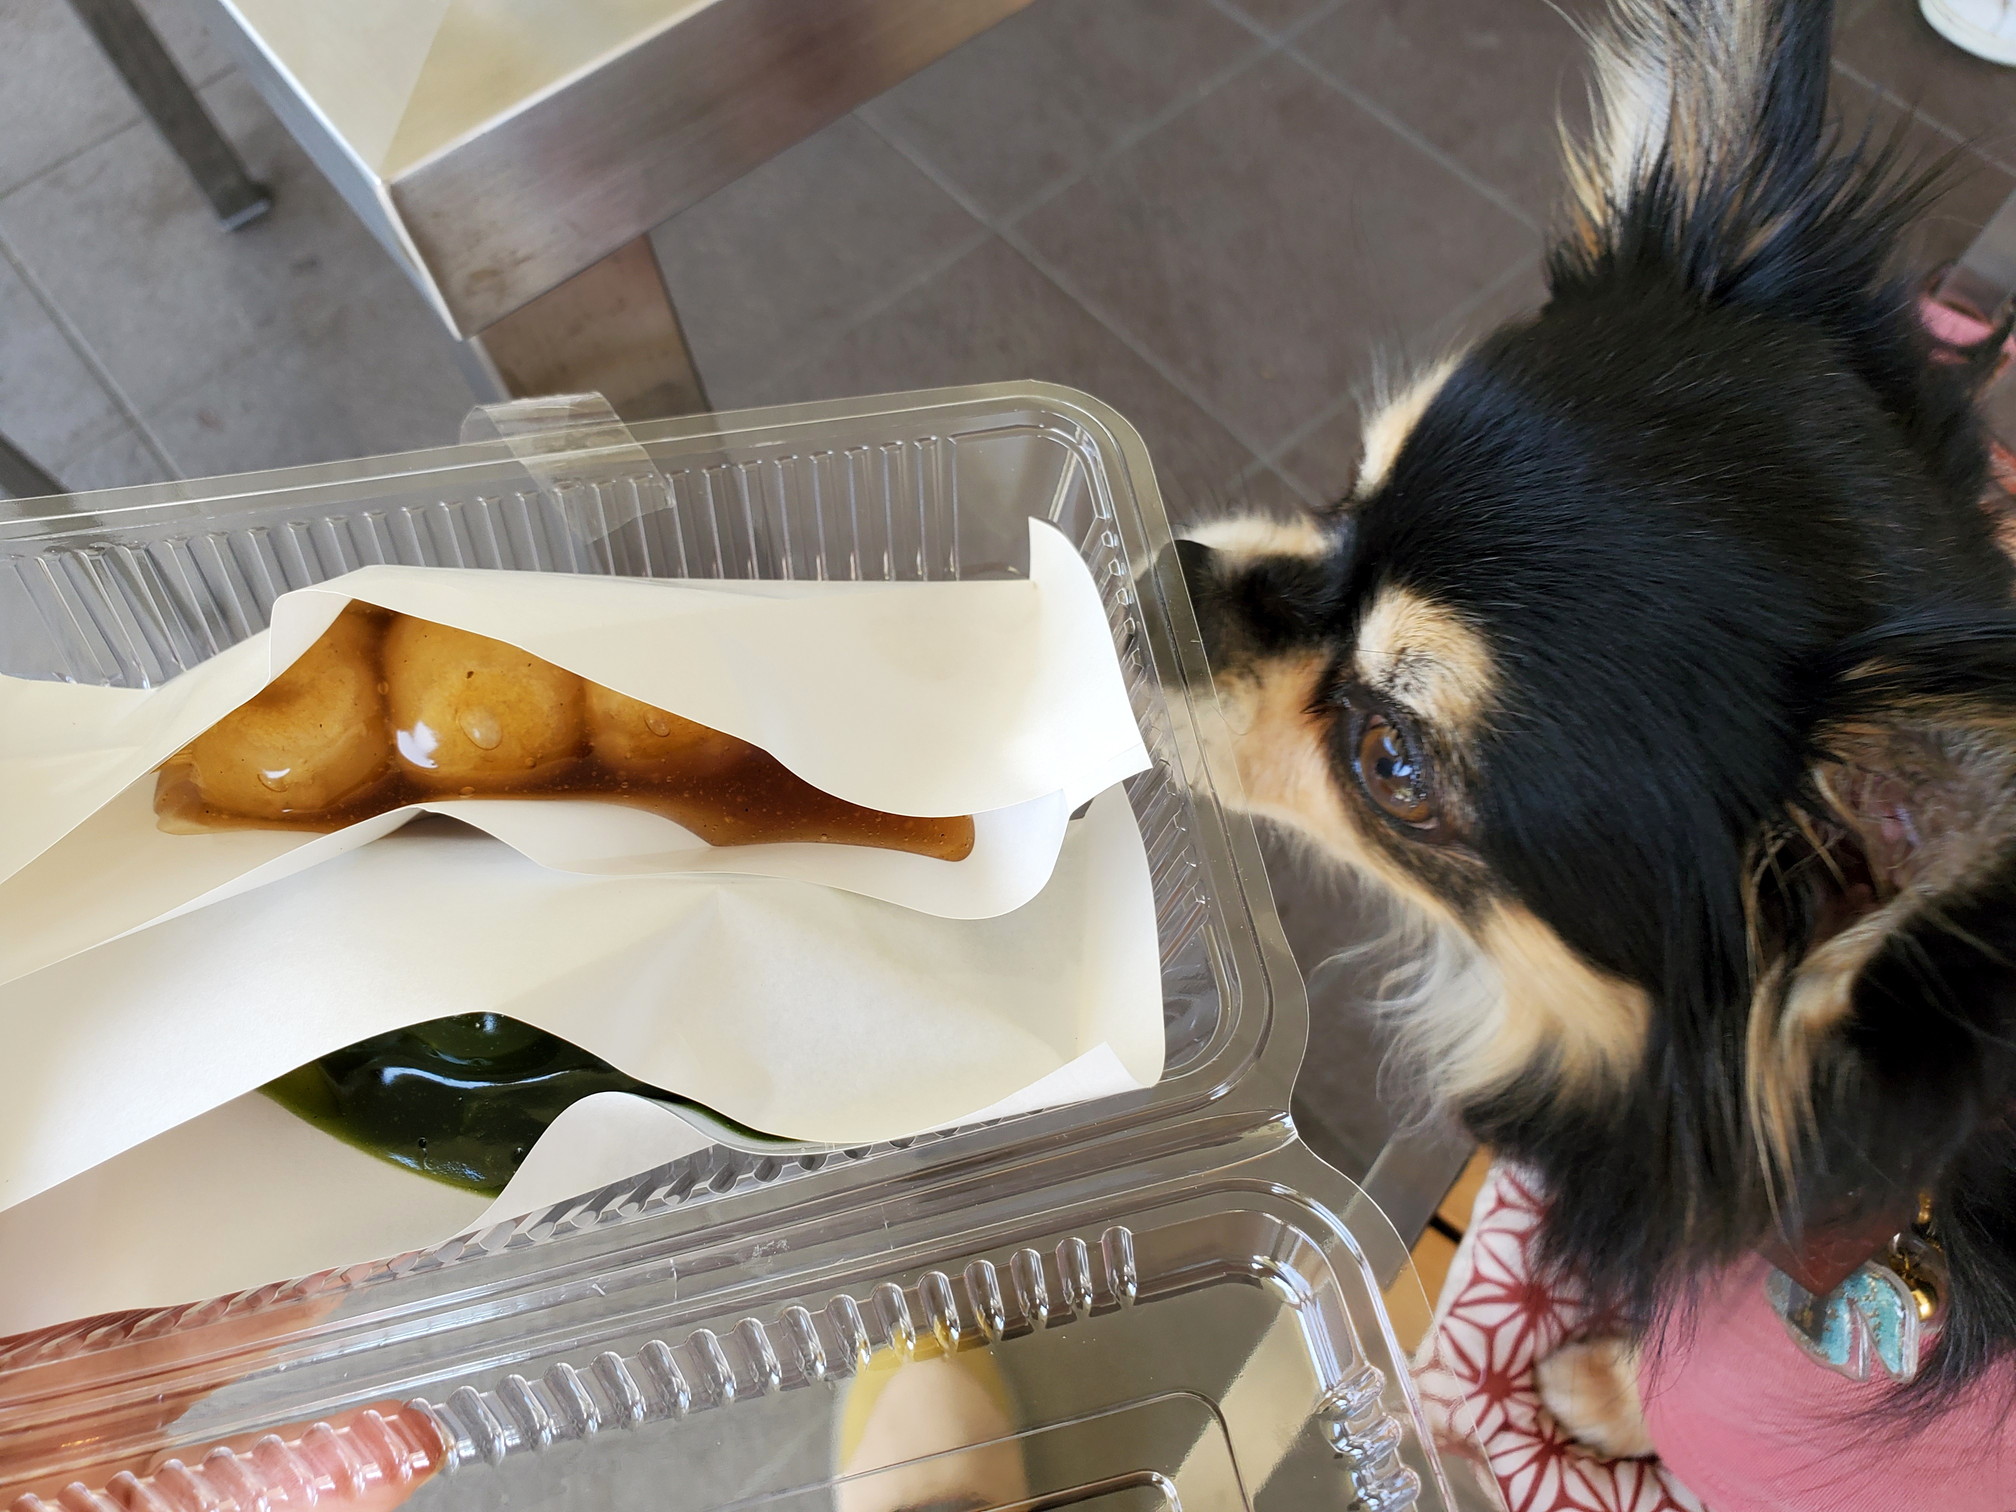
[0,788,1161,1334]
[0,789,1160,1215]
[0,1091,721,1337]
[0,525,1166,1306]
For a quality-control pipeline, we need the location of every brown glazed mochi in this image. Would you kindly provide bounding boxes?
[157,607,974,861]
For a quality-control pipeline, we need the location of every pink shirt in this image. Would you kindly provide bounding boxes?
[1641,1259,2016,1510]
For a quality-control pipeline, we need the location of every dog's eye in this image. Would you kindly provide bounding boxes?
[1354,714,1438,829]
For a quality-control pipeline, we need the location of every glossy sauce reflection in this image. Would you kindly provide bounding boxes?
[155,605,975,861]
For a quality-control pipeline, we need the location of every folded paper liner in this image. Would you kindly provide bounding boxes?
[0,1061,1143,1337]
[0,519,1146,957]
[0,522,1165,1330]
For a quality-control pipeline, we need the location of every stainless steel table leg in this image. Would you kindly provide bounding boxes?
[0,435,62,499]
[66,0,270,230]
[465,236,710,422]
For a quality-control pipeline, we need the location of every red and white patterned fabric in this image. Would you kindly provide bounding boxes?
[1412,1164,1703,1512]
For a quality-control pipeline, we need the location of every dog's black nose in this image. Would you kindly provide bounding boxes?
[1153,536,1219,620]
[1154,537,1225,674]
[1169,537,1218,605]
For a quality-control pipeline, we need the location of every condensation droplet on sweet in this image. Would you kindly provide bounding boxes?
[377,680,390,695]
[257,767,292,791]
[458,708,503,750]
[644,713,674,738]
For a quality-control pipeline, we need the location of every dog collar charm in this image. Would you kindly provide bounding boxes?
[1765,1225,1944,1383]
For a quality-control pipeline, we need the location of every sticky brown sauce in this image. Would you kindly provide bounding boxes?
[155,603,975,862]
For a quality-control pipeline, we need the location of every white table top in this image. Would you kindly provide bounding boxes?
[222,0,714,178]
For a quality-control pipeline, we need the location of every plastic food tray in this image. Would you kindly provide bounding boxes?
[0,385,1496,1511]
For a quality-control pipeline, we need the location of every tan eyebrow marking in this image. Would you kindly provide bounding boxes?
[1356,356,1460,497]
[1354,584,1497,736]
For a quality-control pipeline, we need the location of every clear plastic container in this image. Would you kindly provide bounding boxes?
[0,386,1497,1511]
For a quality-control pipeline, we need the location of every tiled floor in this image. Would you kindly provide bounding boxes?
[1,0,2012,1178]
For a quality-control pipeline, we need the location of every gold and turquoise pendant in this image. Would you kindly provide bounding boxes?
[1765,1224,1944,1384]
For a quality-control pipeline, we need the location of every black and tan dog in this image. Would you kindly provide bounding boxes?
[1180,0,2016,1458]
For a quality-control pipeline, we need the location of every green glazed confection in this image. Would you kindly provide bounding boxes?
[263,1012,668,1195]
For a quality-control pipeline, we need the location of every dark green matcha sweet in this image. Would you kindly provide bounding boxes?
[263,1012,666,1195]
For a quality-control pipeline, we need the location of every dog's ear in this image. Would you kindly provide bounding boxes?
[1749,612,2016,1203]
[1563,0,1832,273]
[1557,0,1926,308]
[1556,0,1987,547]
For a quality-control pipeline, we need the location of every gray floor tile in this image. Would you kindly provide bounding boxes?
[1832,74,2016,272]
[860,0,1265,220]
[1219,0,1337,36]
[0,73,474,480]
[1217,462,1325,518]
[136,0,239,84]
[1277,253,1545,502]
[1276,400,1363,505]
[1442,251,1549,339]
[1838,0,2016,174]
[42,423,165,493]
[0,0,158,196]
[1295,0,1587,224]
[1258,826,1400,1179]
[654,115,985,403]
[1178,460,1322,529]
[0,0,235,197]
[745,237,1256,531]
[148,315,470,480]
[1017,52,1537,455]
[0,246,161,491]
[1293,1027,1395,1180]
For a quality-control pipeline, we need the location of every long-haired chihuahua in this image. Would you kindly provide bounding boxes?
[1180,0,2016,1457]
